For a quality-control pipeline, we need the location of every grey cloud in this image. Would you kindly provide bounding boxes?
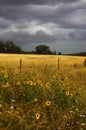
[0,18,11,30]
[0,24,9,29]
[57,20,86,30]
[0,4,38,22]
[0,30,58,45]
[0,0,80,5]
[0,22,10,29]
[69,30,86,41]
[0,0,86,54]
[26,3,86,30]
[0,5,26,21]
[32,30,57,42]
[0,0,84,29]
[15,23,29,29]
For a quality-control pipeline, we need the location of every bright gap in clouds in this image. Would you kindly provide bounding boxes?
[23,21,58,35]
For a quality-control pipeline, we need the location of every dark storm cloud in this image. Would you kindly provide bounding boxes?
[0,0,83,26]
[0,24,9,29]
[0,0,80,5]
[0,20,10,29]
[69,30,86,41]
[32,30,57,42]
[0,0,86,53]
[0,30,58,45]
[0,0,80,20]
[0,5,25,21]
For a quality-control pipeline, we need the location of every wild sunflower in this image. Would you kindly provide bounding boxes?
[1,70,5,74]
[65,91,70,96]
[45,83,50,88]
[16,81,21,85]
[4,73,8,78]
[29,81,33,86]
[26,80,33,85]
[37,79,42,84]
[33,82,37,86]
[5,82,10,87]
[26,80,30,85]
[46,101,51,106]
[36,113,40,120]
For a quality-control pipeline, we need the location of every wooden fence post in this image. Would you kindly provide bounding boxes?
[83,59,86,67]
[58,58,60,69]
[20,59,22,73]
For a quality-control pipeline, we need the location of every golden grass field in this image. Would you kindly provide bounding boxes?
[0,53,86,130]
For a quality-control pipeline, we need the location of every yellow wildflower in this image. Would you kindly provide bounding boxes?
[36,113,40,120]
[1,70,7,74]
[4,73,8,78]
[28,81,33,86]
[33,82,37,86]
[70,93,73,96]
[65,91,70,96]
[16,81,21,85]
[26,80,33,85]
[45,83,50,88]
[5,82,10,87]
[37,79,42,84]
[1,70,5,74]
[46,101,51,106]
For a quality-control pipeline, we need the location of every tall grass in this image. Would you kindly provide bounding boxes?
[0,54,86,130]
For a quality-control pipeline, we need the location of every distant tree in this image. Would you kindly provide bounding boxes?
[35,44,53,54]
[0,40,23,53]
[5,41,22,53]
[53,51,57,55]
[58,52,62,55]
[0,40,6,53]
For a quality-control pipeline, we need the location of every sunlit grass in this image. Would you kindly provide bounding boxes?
[0,54,86,130]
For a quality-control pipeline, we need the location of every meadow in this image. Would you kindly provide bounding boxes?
[0,53,86,130]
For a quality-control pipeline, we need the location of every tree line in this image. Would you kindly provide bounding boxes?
[0,40,22,53]
[1,39,86,56]
[0,40,56,54]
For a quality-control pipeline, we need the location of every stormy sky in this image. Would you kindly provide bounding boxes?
[0,0,86,53]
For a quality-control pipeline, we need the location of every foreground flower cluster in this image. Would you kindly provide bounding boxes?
[0,68,86,130]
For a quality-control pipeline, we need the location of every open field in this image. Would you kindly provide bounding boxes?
[0,54,86,130]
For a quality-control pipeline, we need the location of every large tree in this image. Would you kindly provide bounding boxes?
[5,41,22,53]
[0,40,22,53]
[35,44,53,54]
[0,40,6,53]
